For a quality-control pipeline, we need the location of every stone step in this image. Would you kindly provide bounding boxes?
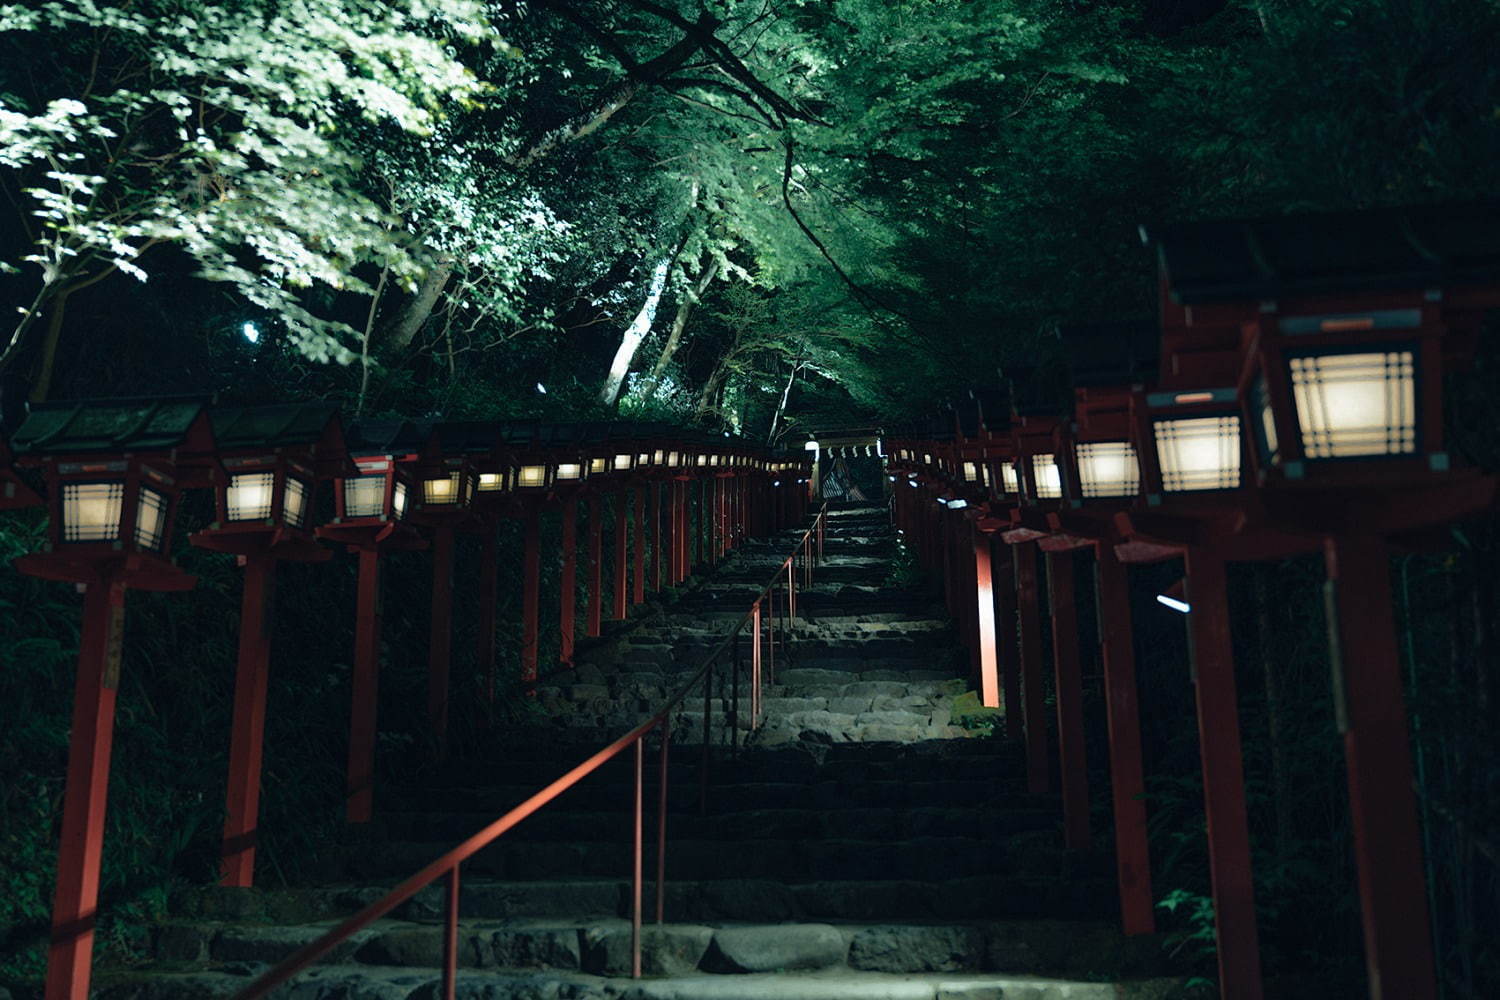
[387,779,1055,815]
[129,916,1170,985]
[328,834,1057,883]
[373,805,1051,845]
[99,965,1183,1000]
[170,875,1117,925]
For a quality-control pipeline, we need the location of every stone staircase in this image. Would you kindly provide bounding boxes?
[97,504,1186,999]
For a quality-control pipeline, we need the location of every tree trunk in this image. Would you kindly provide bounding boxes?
[28,285,74,404]
[378,258,453,355]
[599,256,673,407]
[766,361,801,445]
[642,257,718,398]
[508,24,708,169]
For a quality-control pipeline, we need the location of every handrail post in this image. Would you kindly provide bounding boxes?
[731,629,741,754]
[655,717,670,924]
[751,600,762,727]
[442,864,460,1000]
[700,662,713,815]
[632,739,644,980]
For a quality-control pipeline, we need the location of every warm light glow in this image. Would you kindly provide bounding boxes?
[962,461,978,482]
[637,452,650,466]
[590,458,607,475]
[62,482,124,541]
[135,486,167,550]
[556,463,583,481]
[1031,454,1063,499]
[518,465,547,487]
[393,481,408,518]
[227,472,275,521]
[653,449,665,465]
[283,477,309,528]
[1001,463,1020,495]
[1075,441,1140,498]
[668,451,680,467]
[1157,594,1191,613]
[981,465,992,488]
[1289,351,1416,458]
[343,475,386,518]
[1154,415,1241,491]
[697,454,708,466]
[613,454,632,471]
[477,472,507,492]
[424,472,462,505]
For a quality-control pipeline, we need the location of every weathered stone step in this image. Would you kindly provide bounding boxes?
[387,780,1054,816]
[132,916,1171,984]
[331,835,1031,882]
[374,805,1050,845]
[170,875,1117,926]
[99,965,1183,1000]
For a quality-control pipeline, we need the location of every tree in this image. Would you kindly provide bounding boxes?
[0,0,496,399]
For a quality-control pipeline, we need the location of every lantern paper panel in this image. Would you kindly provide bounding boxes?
[344,475,387,518]
[284,477,310,528]
[1031,455,1064,499]
[517,464,548,488]
[1154,415,1241,491]
[135,487,168,550]
[1287,351,1416,459]
[227,473,276,521]
[1075,442,1140,498]
[63,483,124,542]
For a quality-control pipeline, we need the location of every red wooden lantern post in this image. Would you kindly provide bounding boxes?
[10,398,214,1000]
[185,403,348,887]
[1044,320,1164,935]
[997,385,1070,797]
[411,424,484,755]
[1146,204,1500,1000]
[316,420,428,824]
[1111,316,1316,999]
[467,428,517,693]
[510,425,573,681]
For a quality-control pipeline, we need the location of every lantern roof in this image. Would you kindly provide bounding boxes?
[1059,320,1160,388]
[1143,201,1500,305]
[1006,367,1069,419]
[345,419,429,458]
[425,420,502,457]
[10,396,214,457]
[969,387,1012,434]
[210,401,342,450]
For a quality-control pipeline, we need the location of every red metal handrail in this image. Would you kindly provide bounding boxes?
[233,502,830,1000]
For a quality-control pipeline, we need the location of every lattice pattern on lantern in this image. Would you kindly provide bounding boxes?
[344,475,386,518]
[284,477,310,528]
[1030,454,1064,499]
[517,465,547,487]
[393,481,409,519]
[1076,442,1140,498]
[477,472,507,492]
[1289,351,1415,458]
[227,472,275,521]
[424,472,462,504]
[1154,416,1241,491]
[1001,462,1020,494]
[555,463,583,482]
[962,461,979,482]
[63,482,123,541]
[1255,377,1279,459]
[135,486,168,550]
